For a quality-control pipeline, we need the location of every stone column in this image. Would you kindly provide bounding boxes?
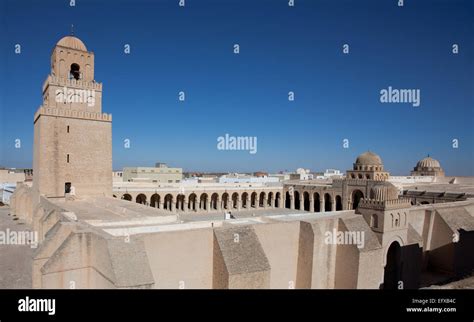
[263,196,268,208]
[216,197,221,211]
[320,199,324,212]
[183,196,188,212]
[309,197,314,213]
[159,201,164,210]
[299,195,304,211]
[290,197,295,210]
[331,197,335,211]
[206,200,211,212]
[255,196,260,209]
[246,196,250,209]
[237,197,242,211]
[170,200,175,212]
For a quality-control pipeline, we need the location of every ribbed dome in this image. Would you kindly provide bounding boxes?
[355,151,383,166]
[370,183,399,201]
[56,36,87,51]
[416,156,441,169]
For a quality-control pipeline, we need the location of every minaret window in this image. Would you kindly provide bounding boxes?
[371,214,378,228]
[65,182,71,194]
[70,63,81,80]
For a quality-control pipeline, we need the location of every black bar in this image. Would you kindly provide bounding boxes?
[0,289,472,321]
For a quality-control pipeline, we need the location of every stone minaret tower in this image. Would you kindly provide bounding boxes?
[33,35,112,198]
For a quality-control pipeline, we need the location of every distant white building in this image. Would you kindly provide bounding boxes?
[289,168,313,181]
[181,177,200,185]
[316,169,343,179]
[123,163,183,184]
[0,168,27,184]
[112,171,124,182]
[219,173,279,184]
[269,173,290,181]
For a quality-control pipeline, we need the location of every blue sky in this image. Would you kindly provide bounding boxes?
[0,0,473,175]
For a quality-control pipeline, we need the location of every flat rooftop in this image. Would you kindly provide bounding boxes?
[402,177,474,195]
[49,196,356,238]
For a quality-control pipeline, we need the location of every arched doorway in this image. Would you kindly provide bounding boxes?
[222,193,229,210]
[122,194,132,201]
[294,191,300,210]
[259,192,266,207]
[285,192,291,209]
[188,193,197,211]
[211,193,219,210]
[268,192,274,207]
[324,193,332,212]
[242,192,249,208]
[200,193,208,210]
[383,241,402,289]
[151,194,160,208]
[275,192,281,208]
[232,193,239,209]
[136,194,147,205]
[164,194,173,211]
[303,191,310,211]
[251,192,257,208]
[177,194,185,211]
[336,195,343,211]
[313,193,320,212]
[352,190,364,210]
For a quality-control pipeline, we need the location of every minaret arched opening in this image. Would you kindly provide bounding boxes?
[70,63,81,80]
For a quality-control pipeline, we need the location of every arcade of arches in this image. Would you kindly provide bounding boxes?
[115,190,284,213]
[114,186,357,214]
[111,151,409,214]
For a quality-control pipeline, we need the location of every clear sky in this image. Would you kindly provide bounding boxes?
[0,0,473,175]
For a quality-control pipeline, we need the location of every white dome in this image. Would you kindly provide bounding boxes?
[56,36,87,51]
[355,151,383,166]
[416,156,441,169]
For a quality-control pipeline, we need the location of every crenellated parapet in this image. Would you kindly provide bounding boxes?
[42,75,102,93]
[34,106,112,123]
[358,197,411,210]
[333,178,368,186]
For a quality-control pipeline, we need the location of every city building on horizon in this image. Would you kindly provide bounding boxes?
[122,163,183,184]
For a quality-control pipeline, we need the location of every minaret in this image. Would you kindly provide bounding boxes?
[33,35,112,198]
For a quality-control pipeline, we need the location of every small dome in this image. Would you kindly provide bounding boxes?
[355,151,383,166]
[56,36,87,51]
[370,183,399,201]
[416,156,441,169]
